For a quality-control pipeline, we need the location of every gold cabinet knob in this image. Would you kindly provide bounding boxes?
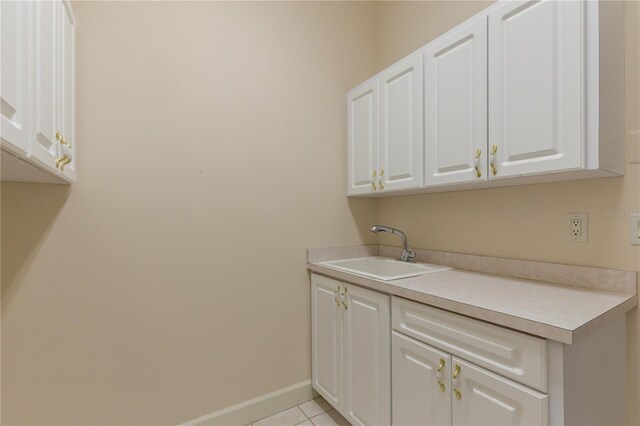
[437,358,445,374]
[454,388,462,400]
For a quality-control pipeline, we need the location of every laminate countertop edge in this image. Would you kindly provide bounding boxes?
[307,263,638,345]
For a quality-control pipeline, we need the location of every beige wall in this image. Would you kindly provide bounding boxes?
[373,1,640,424]
[1,2,378,424]
[2,1,639,425]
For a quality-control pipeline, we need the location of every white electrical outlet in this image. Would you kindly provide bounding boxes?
[630,216,640,246]
[566,213,588,242]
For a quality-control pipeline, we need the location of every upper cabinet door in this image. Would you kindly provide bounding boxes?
[488,0,584,179]
[424,17,487,187]
[379,54,423,192]
[311,275,343,412]
[347,79,378,196]
[0,1,31,156]
[392,331,452,426]
[343,284,390,426]
[58,0,76,181]
[451,358,548,426]
[29,0,59,172]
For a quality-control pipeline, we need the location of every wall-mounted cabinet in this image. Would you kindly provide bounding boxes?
[424,16,487,187]
[1,0,76,184]
[347,0,624,197]
[347,53,423,196]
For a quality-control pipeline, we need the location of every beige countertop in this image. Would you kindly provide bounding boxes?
[307,257,637,345]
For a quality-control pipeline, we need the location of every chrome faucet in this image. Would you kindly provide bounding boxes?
[369,225,416,262]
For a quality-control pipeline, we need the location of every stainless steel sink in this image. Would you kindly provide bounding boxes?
[318,256,451,281]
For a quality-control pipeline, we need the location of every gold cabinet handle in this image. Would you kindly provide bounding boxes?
[490,145,498,176]
[453,364,460,379]
[473,148,482,178]
[452,364,461,398]
[55,155,69,169]
[341,301,348,310]
[436,358,446,392]
[378,169,384,190]
[371,169,377,190]
[59,157,71,171]
[56,130,71,148]
[335,285,341,307]
[341,286,347,296]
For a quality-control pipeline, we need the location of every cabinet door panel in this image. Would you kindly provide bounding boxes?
[58,0,76,181]
[424,17,487,187]
[311,275,343,411]
[452,358,548,426]
[30,0,59,171]
[392,331,452,426]
[0,0,31,156]
[379,53,423,192]
[488,0,583,178]
[348,80,378,195]
[343,285,390,426]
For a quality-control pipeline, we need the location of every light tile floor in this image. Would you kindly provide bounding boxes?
[249,397,350,426]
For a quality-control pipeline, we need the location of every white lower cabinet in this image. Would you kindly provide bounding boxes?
[311,274,343,409]
[451,357,547,426]
[311,274,390,425]
[312,276,626,426]
[392,331,547,426]
[392,331,451,426]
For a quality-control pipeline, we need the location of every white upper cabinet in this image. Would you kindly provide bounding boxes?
[29,0,59,173]
[347,53,423,196]
[488,0,584,179]
[1,0,76,184]
[347,80,378,196]
[347,0,623,196]
[58,0,76,181]
[0,0,31,156]
[424,17,487,187]
[379,53,423,192]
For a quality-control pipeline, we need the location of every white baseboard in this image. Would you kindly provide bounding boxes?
[180,380,318,426]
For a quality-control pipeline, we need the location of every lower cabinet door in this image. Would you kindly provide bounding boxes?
[392,331,452,426]
[343,284,390,426]
[311,275,343,411]
[451,357,548,426]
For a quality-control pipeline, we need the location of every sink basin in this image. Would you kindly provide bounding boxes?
[318,256,451,281]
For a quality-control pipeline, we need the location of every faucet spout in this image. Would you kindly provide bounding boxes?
[369,225,416,262]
